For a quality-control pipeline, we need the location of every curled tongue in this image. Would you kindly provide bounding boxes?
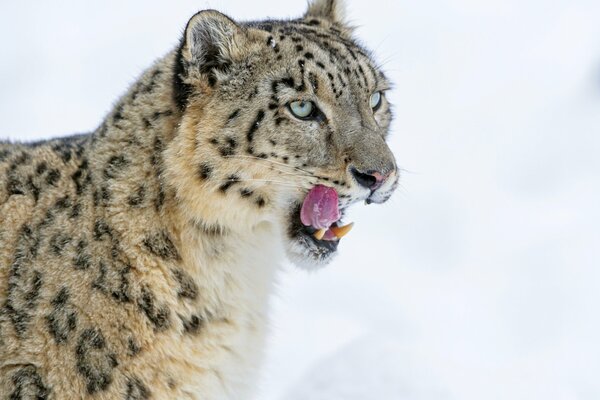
[300,185,353,241]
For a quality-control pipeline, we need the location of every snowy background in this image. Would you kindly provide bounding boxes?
[1,1,599,399]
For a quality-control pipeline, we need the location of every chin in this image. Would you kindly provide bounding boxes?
[283,203,341,270]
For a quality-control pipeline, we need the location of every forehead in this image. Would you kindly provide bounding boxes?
[245,19,390,92]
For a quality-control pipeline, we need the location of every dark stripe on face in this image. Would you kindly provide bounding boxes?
[227,109,240,122]
[247,110,265,143]
[297,60,306,92]
[308,72,319,92]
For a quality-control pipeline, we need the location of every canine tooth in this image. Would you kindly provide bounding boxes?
[313,228,327,240]
[330,223,354,239]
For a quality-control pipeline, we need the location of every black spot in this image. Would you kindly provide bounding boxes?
[275,117,285,126]
[26,175,40,202]
[246,110,265,143]
[71,203,82,219]
[227,109,240,122]
[72,159,92,195]
[218,137,238,157]
[296,44,304,52]
[198,163,213,180]
[46,287,78,345]
[309,72,319,92]
[103,155,129,179]
[49,233,72,256]
[36,162,48,175]
[127,185,146,207]
[125,377,151,400]
[73,240,92,270]
[256,197,266,208]
[53,195,71,210]
[316,61,325,69]
[93,220,113,241]
[127,338,141,356]
[52,143,73,163]
[93,186,111,207]
[143,231,180,261]
[172,269,198,300]
[219,175,240,193]
[137,286,171,331]
[304,52,314,60]
[76,328,118,394]
[0,149,11,162]
[308,19,321,26]
[9,365,49,400]
[45,169,61,186]
[240,188,253,198]
[5,225,43,337]
[181,314,204,335]
[112,104,125,123]
[151,110,173,121]
[93,261,132,303]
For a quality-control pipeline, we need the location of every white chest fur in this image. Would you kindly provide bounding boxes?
[174,221,283,399]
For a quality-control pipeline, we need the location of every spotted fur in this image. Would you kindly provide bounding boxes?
[0,1,398,398]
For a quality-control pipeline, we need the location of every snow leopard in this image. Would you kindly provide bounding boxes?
[0,0,398,398]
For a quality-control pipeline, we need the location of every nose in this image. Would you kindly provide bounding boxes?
[350,167,388,191]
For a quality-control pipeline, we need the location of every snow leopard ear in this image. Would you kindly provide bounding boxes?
[304,0,347,25]
[181,10,248,76]
[174,10,249,109]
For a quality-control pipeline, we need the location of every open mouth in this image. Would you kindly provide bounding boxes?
[287,185,354,265]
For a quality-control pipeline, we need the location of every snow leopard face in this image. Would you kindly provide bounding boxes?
[170,0,398,269]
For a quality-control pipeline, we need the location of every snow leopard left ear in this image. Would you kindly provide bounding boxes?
[181,10,248,73]
[174,10,249,109]
[304,0,347,25]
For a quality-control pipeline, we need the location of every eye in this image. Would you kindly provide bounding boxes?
[288,100,315,119]
[369,91,382,111]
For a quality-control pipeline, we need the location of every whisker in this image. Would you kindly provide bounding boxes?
[224,155,316,177]
[210,178,314,190]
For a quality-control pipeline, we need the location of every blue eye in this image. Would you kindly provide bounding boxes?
[369,91,382,110]
[289,100,315,119]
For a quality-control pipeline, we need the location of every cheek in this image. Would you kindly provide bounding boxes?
[282,127,331,166]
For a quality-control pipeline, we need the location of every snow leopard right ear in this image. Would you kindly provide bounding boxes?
[174,10,248,109]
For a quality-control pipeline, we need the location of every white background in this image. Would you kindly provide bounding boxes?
[1,1,599,399]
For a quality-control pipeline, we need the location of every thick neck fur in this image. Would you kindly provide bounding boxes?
[82,50,281,396]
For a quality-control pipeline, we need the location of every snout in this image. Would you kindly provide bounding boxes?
[346,134,398,204]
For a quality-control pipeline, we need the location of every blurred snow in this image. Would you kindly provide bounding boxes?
[1,1,599,399]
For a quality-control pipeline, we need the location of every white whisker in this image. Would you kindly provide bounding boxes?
[224,154,316,177]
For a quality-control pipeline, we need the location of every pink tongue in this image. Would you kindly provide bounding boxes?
[300,185,340,229]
